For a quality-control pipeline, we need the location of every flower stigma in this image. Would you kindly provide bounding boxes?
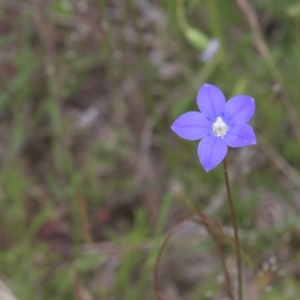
[212,117,228,137]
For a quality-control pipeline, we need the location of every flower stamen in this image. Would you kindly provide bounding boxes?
[213,117,228,137]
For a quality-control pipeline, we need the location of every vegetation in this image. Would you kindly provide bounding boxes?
[1,0,300,299]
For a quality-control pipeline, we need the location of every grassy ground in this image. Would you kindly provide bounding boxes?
[1,0,300,299]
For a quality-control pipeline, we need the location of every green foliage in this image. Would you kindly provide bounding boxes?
[0,0,300,299]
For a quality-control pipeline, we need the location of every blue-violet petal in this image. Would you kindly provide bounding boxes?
[224,124,256,148]
[171,111,212,140]
[197,83,226,121]
[197,136,227,172]
[224,95,255,125]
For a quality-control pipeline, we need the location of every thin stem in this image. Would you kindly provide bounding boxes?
[197,211,234,300]
[153,219,194,300]
[153,215,234,300]
[223,158,243,300]
[217,243,234,300]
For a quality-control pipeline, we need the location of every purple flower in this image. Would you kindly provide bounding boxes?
[171,83,256,172]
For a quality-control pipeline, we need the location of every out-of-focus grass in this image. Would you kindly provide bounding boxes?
[1,0,300,299]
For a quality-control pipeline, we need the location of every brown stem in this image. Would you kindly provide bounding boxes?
[77,191,93,244]
[153,216,234,300]
[153,219,194,300]
[198,211,234,300]
[223,158,243,300]
[216,243,234,300]
[181,196,234,300]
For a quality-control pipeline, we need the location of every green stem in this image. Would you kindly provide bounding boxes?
[222,158,243,300]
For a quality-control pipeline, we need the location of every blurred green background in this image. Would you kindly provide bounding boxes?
[1,0,300,299]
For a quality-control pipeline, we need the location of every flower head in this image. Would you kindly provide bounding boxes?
[171,83,256,172]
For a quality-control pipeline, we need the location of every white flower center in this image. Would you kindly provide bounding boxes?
[212,117,228,137]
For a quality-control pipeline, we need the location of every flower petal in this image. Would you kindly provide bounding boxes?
[197,136,227,172]
[197,83,226,121]
[224,124,256,148]
[224,95,255,125]
[171,112,211,140]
